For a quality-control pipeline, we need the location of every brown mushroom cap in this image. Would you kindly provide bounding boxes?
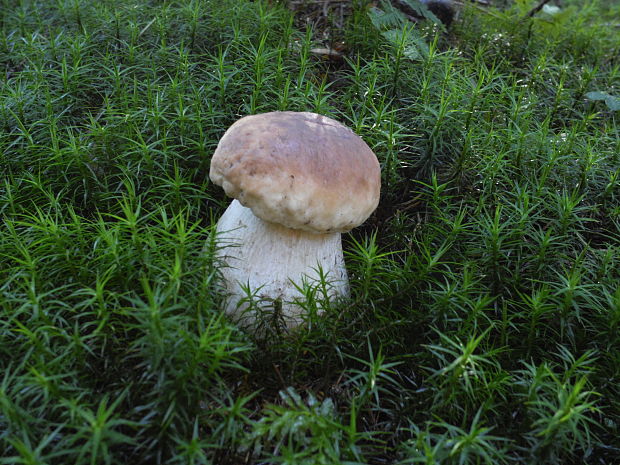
[209,111,381,233]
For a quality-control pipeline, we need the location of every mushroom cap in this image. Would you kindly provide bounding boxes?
[209,111,381,233]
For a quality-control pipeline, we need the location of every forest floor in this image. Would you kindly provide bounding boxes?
[1,0,620,463]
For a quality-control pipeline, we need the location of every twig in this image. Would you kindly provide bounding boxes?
[526,0,552,18]
[139,17,157,37]
[272,363,287,389]
[454,0,490,5]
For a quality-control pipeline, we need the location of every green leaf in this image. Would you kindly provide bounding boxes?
[405,31,430,59]
[380,28,429,60]
[605,95,620,111]
[585,91,620,111]
[585,91,609,101]
[400,0,442,25]
[367,3,407,31]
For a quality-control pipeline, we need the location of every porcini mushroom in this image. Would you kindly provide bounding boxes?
[209,111,380,328]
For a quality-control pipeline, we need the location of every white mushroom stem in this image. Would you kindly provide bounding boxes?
[215,200,349,328]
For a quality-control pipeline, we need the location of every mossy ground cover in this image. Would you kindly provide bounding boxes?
[1,0,619,463]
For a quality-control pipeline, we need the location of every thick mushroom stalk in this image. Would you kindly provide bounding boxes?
[216,200,349,327]
[209,111,380,330]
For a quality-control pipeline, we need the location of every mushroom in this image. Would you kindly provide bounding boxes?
[209,111,381,328]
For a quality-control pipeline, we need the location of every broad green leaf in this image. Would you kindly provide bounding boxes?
[368,2,407,31]
[405,31,430,58]
[401,0,442,25]
[605,95,620,111]
[586,91,620,111]
[585,91,608,101]
[381,29,429,60]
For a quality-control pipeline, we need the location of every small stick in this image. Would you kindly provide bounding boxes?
[526,0,552,18]
[454,0,491,5]
[139,17,156,37]
[272,363,287,389]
